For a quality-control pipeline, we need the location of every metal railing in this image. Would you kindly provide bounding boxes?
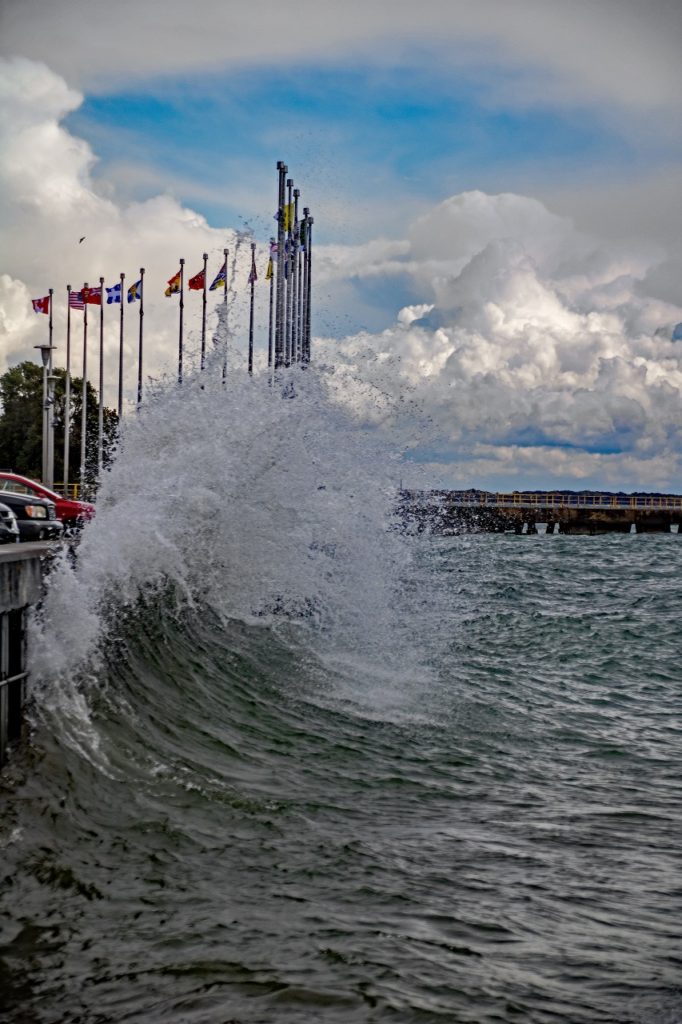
[430,489,679,509]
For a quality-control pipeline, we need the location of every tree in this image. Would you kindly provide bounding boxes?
[0,361,119,487]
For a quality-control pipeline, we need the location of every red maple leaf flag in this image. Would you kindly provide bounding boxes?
[31,296,50,314]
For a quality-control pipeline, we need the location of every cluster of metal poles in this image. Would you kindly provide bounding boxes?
[268,160,313,371]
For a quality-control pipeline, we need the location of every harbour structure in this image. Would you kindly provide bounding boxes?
[399,490,682,535]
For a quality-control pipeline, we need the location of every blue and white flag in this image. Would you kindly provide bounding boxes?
[128,279,142,303]
[106,282,122,304]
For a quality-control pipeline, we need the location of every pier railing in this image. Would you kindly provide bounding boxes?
[403,490,682,511]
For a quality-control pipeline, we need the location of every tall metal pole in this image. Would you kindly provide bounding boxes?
[178,258,185,384]
[248,242,256,375]
[117,272,125,422]
[200,252,208,370]
[46,289,55,488]
[137,268,145,406]
[64,285,72,493]
[297,219,304,363]
[285,177,293,366]
[80,283,89,492]
[222,247,229,385]
[267,237,275,369]
[301,211,309,366]
[275,161,286,369]
[304,215,314,366]
[292,187,300,363]
[97,276,104,476]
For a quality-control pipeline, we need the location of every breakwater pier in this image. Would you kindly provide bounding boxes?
[400,490,682,535]
[0,543,49,767]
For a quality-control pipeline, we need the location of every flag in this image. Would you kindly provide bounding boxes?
[106,283,122,304]
[31,296,50,314]
[283,203,294,232]
[269,240,278,262]
[248,253,258,285]
[265,257,273,281]
[209,262,226,291]
[69,290,85,310]
[165,271,181,297]
[82,285,102,305]
[188,268,205,291]
[128,279,142,303]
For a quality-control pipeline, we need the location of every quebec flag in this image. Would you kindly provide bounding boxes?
[106,282,122,304]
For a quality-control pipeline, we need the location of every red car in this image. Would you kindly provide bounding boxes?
[0,472,95,528]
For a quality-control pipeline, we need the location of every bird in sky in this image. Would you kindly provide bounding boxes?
[79,236,86,244]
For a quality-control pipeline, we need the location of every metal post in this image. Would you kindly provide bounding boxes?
[178,259,185,384]
[64,285,72,493]
[137,268,145,406]
[292,188,300,363]
[248,242,256,375]
[98,276,104,476]
[47,290,54,484]
[285,177,293,366]
[267,237,275,369]
[222,247,229,385]
[304,215,313,365]
[117,272,125,421]
[301,210,309,365]
[41,358,48,483]
[200,252,208,370]
[80,283,89,491]
[275,161,286,369]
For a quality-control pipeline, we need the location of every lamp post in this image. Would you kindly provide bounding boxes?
[33,343,56,486]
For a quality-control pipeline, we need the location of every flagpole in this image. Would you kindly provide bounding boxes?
[222,247,229,385]
[200,252,208,370]
[118,272,125,422]
[301,210,309,366]
[285,177,293,367]
[292,187,300,364]
[275,161,286,369]
[304,215,314,365]
[248,242,256,375]
[297,217,304,363]
[64,285,72,494]
[98,275,104,477]
[178,258,185,384]
[80,282,89,493]
[137,268,145,406]
[268,237,275,370]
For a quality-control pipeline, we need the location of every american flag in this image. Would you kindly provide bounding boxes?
[69,290,85,310]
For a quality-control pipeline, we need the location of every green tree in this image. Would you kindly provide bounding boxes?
[0,361,119,488]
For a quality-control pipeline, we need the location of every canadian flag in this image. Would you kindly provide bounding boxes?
[31,295,50,314]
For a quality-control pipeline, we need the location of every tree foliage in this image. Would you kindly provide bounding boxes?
[0,360,119,486]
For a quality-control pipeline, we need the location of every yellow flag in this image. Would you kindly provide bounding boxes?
[283,203,294,232]
[265,257,273,281]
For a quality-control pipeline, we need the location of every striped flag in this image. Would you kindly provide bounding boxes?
[69,290,85,310]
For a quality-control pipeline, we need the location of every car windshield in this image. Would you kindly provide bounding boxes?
[1,477,60,500]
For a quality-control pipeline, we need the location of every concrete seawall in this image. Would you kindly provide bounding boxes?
[0,543,51,767]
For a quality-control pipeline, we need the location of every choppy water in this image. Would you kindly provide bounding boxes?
[1,368,681,1024]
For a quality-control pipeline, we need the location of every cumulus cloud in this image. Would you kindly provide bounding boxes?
[0,57,256,401]
[1,57,680,491]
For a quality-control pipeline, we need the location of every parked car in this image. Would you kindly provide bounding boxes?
[0,473,95,528]
[0,501,20,544]
[0,491,64,542]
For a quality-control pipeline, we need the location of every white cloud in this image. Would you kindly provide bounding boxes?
[1,0,680,117]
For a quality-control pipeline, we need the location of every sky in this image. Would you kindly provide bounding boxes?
[0,0,681,492]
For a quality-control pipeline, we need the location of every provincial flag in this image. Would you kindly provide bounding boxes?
[165,271,181,297]
[269,240,278,262]
[248,252,258,285]
[209,261,226,291]
[82,285,102,305]
[188,268,205,291]
[69,290,85,310]
[106,283,122,304]
[265,257,273,281]
[128,279,142,303]
[31,295,50,314]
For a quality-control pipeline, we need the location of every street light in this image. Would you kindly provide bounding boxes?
[34,344,56,487]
